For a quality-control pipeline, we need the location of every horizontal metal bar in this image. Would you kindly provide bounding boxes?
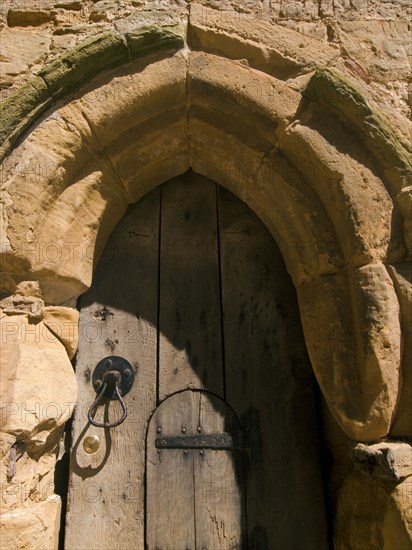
[155,431,246,451]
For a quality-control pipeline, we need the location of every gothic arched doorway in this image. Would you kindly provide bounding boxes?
[65,171,328,549]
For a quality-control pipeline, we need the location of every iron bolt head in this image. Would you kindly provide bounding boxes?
[199,450,204,455]
[94,379,102,390]
[156,427,162,434]
[197,426,202,433]
[181,427,187,434]
[124,368,131,377]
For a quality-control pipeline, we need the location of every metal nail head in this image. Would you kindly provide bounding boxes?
[83,435,100,455]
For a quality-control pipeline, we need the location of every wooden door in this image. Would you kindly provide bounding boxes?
[146,390,246,549]
[65,171,328,550]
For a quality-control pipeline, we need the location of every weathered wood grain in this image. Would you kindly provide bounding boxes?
[158,172,223,400]
[65,189,159,550]
[67,174,328,549]
[194,392,247,550]
[218,186,328,549]
[147,390,246,549]
[146,390,198,549]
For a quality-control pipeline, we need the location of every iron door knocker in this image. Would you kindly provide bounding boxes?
[88,356,135,428]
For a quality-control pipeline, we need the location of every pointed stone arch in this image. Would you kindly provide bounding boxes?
[1,9,411,546]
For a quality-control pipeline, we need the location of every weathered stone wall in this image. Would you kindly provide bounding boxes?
[0,1,411,549]
[1,0,410,118]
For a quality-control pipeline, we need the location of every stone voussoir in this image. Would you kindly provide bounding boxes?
[38,31,129,97]
[0,77,51,161]
[124,24,184,59]
[188,51,300,152]
[0,25,186,163]
[188,2,338,79]
[303,67,412,195]
[297,262,402,441]
[280,120,395,268]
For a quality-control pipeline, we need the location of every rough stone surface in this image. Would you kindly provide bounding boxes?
[43,306,79,359]
[38,31,128,96]
[334,471,412,549]
[388,263,412,439]
[0,76,51,160]
[298,263,402,441]
[0,435,58,511]
[0,24,186,162]
[396,188,412,257]
[302,67,412,194]
[0,497,61,550]
[189,2,339,78]
[337,20,411,83]
[280,120,399,268]
[351,442,412,483]
[0,314,77,446]
[0,28,51,89]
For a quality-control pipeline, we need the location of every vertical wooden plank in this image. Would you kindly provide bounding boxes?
[159,171,223,401]
[65,190,159,550]
[219,187,328,549]
[194,392,247,550]
[146,390,199,549]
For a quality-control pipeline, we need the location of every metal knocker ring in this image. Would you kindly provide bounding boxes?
[87,356,136,429]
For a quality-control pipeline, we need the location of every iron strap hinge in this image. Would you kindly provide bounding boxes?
[154,410,261,469]
[155,431,245,451]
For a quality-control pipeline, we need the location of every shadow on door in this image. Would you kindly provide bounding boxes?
[64,170,329,550]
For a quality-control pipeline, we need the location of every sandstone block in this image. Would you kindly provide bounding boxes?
[1,114,89,292]
[297,263,401,441]
[7,1,57,27]
[43,306,79,359]
[337,20,411,82]
[351,442,412,483]
[0,497,61,550]
[0,76,50,161]
[0,28,51,88]
[280,121,396,267]
[0,315,77,450]
[124,24,184,59]
[189,117,266,204]
[106,115,189,203]
[89,0,120,22]
[396,187,412,257]
[253,152,343,284]
[189,3,338,79]
[188,52,300,152]
[38,32,128,97]
[388,263,412,438]
[303,68,412,193]
[335,471,412,549]
[60,54,187,148]
[0,437,57,512]
[33,169,129,303]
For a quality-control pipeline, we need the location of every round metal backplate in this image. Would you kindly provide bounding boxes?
[92,356,135,400]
